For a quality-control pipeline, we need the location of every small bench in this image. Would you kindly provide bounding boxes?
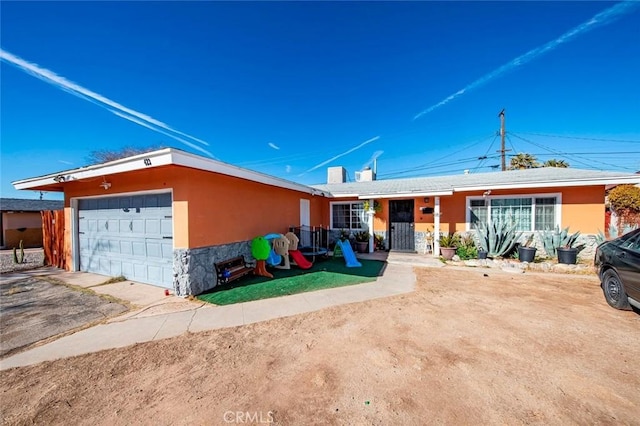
[215,256,255,285]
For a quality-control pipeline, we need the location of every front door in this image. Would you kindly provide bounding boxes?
[389,199,415,252]
[300,199,311,247]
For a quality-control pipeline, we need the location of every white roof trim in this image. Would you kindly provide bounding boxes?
[454,176,640,192]
[357,191,454,199]
[13,148,320,195]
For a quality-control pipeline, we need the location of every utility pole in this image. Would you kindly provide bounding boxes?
[497,109,509,171]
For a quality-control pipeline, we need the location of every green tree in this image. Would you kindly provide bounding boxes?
[508,153,540,170]
[543,159,570,168]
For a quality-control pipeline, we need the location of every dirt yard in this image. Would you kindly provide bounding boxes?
[1,267,639,425]
[0,277,128,357]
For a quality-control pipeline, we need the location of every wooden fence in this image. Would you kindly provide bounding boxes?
[41,209,66,269]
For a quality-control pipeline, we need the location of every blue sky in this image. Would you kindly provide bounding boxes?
[2,1,639,200]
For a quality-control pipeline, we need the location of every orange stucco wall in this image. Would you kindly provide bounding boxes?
[62,165,329,268]
[368,185,605,234]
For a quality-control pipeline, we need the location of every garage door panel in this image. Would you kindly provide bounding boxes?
[108,239,121,254]
[119,219,131,233]
[131,220,144,234]
[162,242,173,259]
[146,240,162,259]
[110,260,122,277]
[133,264,147,281]
[148,265,162,283]
[131,241,146,257]
[161,219,172,235]
[108,219,120,233]
[145,219,160,236]
[78,194,173,288]
[120,241,132,255]
[122,262,133,278]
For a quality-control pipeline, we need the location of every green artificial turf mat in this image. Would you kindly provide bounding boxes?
[197,258,385,305]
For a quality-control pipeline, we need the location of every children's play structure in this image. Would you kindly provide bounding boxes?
[288,225,329,261]
[268,232,313,270]
[219,227,361,286]
[334,239,362,268]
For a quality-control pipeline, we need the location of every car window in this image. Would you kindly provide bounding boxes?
[620,233,640,252]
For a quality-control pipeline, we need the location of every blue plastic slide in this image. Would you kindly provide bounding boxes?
[336,240,362,268]
[264,233,282,266]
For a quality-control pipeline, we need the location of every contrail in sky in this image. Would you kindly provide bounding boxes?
[110,110,215,158]
[362,150,384,170]
[0,48,213,155]
[268,142,280,150]
[414,1,640,120]
[300,136,380,175]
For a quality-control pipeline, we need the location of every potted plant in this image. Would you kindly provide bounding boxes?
[541,227,581,264]
[374,233,385,251]
[439,233,460,260]
[517,234,537,262]
[354,230,371,253]
[557,244,578,264]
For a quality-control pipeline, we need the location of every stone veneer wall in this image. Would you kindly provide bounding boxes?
[414,231,434,254]
[526,233,599,261]
[407,231,598,259]
[174,240,253,296]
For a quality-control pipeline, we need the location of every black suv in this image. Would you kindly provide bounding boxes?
[595,228,640,310]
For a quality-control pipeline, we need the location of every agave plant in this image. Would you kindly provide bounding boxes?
[474,217,523,258]
[540,226,581,257]
[438,232,461,248]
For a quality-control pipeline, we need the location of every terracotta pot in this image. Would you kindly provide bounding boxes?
[355,241,369,253]
[440,247,457,260]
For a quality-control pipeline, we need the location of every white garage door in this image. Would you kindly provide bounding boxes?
[78,193,173,288]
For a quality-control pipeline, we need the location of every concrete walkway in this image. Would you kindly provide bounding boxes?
[0,252,441,370]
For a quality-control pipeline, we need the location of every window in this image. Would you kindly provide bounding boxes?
[468,195,559,231]
[331,202,365,230]
[491,198,532,231]
[534,197,556,231]
[469,199,487,229]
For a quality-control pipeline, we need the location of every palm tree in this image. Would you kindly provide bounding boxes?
[508,153,540,170]
[543,159,570,168]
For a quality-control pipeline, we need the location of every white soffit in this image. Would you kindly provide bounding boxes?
[13,148,323,196]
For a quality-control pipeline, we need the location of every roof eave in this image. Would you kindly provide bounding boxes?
[13,148,323,196]
[454,176,640,192]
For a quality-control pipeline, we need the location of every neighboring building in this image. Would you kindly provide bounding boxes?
[0,198,64,249]
[12,148,640,295]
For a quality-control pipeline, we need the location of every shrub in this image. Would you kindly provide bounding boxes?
[453,234,476,260]
[608,185,640,233]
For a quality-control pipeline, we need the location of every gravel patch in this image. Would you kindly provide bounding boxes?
[0,249,45,274]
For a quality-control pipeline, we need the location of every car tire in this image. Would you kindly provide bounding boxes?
[601,269,631,310]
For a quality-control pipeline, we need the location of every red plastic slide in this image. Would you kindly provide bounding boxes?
[288,250,313,269]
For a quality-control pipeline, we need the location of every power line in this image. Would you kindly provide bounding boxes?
[377,133,495,178]
[510,132,636,171]
[513,131,640,144]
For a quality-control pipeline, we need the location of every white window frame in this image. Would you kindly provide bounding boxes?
[465,192,562,232]
[329,201,366,230]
